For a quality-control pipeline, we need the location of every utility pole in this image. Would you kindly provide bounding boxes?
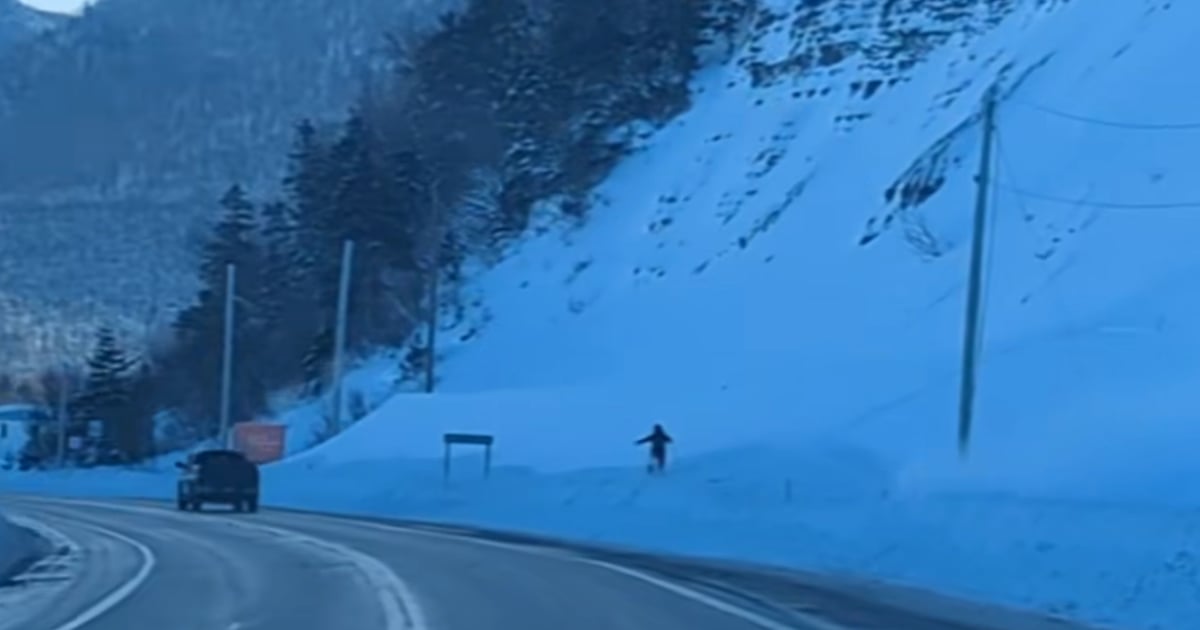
[219,263,236,448]
[957,85,998,457]
[330,239,354,433]
[55,363,69,467]
[424,183,442,394]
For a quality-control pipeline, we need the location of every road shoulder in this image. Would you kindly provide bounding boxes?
[261,507,1106,630]
[0,513,51,586]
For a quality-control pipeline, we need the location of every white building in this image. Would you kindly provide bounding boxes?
[0,404,52,467]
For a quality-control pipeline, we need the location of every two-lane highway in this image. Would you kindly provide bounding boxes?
[1,496,798,630]
[0,496,1103,630]
[2,498,397,630]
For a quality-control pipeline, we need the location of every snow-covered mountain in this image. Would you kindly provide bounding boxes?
[0,0,1040,374]
[311,0,1185,472]
[0,0,451,373]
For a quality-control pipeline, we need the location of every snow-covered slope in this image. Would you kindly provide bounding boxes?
[305,0,1198,489]
[258,0,1200,627]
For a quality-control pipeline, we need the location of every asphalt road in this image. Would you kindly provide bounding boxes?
[0,496,1102,630]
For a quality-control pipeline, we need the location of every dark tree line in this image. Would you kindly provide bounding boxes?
[25,0,737,463]
[18,327,150,468]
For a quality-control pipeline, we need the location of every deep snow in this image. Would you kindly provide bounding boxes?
[7,0,1200,629]
[291,0,1200,502]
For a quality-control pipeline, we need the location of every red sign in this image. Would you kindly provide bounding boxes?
[232,423,286,464]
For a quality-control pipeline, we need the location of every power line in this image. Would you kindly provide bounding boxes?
[996,134,1095,390]
[993,134,1035,218]
[993,119,1200,210]
[996,183,1200,210]
[1009,99,1200,131]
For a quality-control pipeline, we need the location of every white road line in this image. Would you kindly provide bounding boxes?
[317,516,569,559]
[582,559,846,630]
[0,515,83,630]
[22,498,428,630]
[6,514,80,557]
[285,512,846,630]
[218,519,428,630]
[17,515,157,630]
[26,498,843,630]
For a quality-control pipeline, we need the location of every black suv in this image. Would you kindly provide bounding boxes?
[176,449,260,512]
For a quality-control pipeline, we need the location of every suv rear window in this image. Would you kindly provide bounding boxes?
[194,450,247,465]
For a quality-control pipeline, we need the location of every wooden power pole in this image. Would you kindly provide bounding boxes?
[957,85,998,457]
[219,263,236,447]
[424,183,442,394]
[330,239,355,433]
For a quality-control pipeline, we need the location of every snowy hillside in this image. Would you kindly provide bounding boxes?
[263,0,1200,627]
[305,0,1198,487]
[0,0,450,373]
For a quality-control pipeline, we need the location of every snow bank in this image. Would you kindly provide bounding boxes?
[267,448,1200,630]
[0,509,41,584]
[4,447,1197,629]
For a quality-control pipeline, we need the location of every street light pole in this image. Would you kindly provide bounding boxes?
[957,85,998,457]
[425,184,441,394]
[55,363,69,467]
[219,263,236,447]
[329,240,354,433]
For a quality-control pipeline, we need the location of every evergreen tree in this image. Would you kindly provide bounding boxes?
[301,327,334,395]
[127,0,713,439]
[324,112,429,347]
[170,184,269,434]
[177,184,262,338]
[285,119,339,300]
[254,199,311,390]
[257,200,296,329]
[205,184,261,293]
[387,149,433,272]
[74,327,141,460]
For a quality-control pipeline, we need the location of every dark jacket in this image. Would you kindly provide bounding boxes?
[636,425,672,453]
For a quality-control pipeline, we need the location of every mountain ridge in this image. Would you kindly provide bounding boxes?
[0,0,455,373]
[0,0,1073,377]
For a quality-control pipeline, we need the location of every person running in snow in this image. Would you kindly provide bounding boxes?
[635,424,673,474]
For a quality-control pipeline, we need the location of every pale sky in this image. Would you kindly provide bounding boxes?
[19,0,92,15]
